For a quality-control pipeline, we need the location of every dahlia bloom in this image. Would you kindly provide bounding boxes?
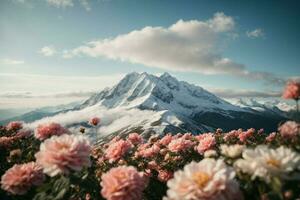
[0,136,14,147]
[266,132,276,142]
[238,128,255,143]
[89,117,100,126]
[157,170,173,182]
[165,159,243,200]
[159,134,173,146]
[6,121,23,131]
[234,145,300,182]
[196,133,216,154]
[101,166,147,200]
[15,129,32,139]
[35,122,69,140]
[223,130,240,142]
[203,150,218,158]
[35,134,91,177]
[1,162,44,195]
[220,144,244,158]
[168,138,195,153]
[278,121,299,139]
[282,81,300,100]
[128,132,143,145]
[138,143,160,158]
[105,139,132,162]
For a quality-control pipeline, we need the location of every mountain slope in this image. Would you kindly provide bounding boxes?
[20,72,287,139]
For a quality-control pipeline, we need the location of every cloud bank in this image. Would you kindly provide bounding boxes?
[64,13,284,85]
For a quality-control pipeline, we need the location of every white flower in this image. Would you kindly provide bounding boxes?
[234,145,300,182]
[204,150,217,158]
[165,158,243,200]
[220,144,244,158]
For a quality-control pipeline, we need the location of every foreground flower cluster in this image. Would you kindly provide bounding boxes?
[1,117,299,200]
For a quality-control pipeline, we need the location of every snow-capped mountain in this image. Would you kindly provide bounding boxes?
[14,72,287,140]
[226,98,296,114]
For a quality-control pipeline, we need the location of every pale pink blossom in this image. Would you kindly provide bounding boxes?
[1,162,44,195]
[6,121,23,131]
[0,136,14,147]
[34,122,69,140]
[223,130,240,142]
[89,117,100,126]
[158,170,173,182]
[15,129,32,139]
[147,161,160,170]
[138,143,160,158]
[159,134,173,146]
[282,81,300,100]
[168,138,194,153]
[128,133,143,145]
[182,133,193,140]
[105,139,132,162]
[238,128,255,143]
[196,133,216,154]
[165,159,243,200]
[35,134,91,176]
[266,132,276,142]
[101,166,147,200]
[278,121,299,138]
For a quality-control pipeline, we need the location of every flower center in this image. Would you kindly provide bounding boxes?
[193,172,211,188]
[267,159,280,168]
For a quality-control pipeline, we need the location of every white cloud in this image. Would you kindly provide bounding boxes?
[246,28,264,38]
[46,0,74,8]
[46,0,91,11]
[26,105,164,138]
[209,88,281,98]
[1,58,24,65]
[39,46,56,57]
[64,13,283,85]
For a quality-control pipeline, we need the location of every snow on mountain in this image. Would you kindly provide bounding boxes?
[24,72,287,139]
[225,98,295,114]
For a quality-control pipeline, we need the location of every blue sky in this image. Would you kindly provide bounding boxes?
[0,0,300,108]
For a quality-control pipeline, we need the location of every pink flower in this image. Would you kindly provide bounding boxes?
[223,130,240,142]
[15,129,32,139]
[282,81,300,100]
[168,138,194,153]
[105,139,131,162]
[159,134,173,146]
[6,121,23,131]
[238,128,255,143]
[0,136,14,147]
[266,132,276,142]
[128,133,143,145]
[196,133,216,154]
[101,166,147,200]
[157,170,173,182]
[35,122,69,140]
[278,121,299,138]
[138,143,160,158]
[89,117,100,126]
[35,134,91,176]
[1,162,44,195]
[182,133,193,140]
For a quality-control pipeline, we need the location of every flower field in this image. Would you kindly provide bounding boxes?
[0,82,299,200]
